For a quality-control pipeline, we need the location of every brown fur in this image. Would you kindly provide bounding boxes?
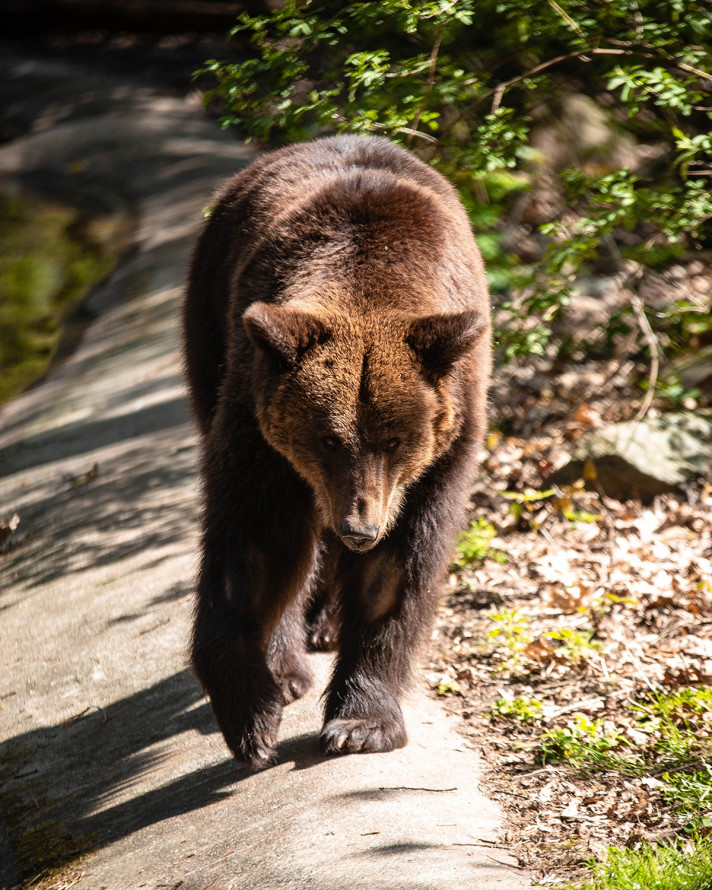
[183,135,491,769]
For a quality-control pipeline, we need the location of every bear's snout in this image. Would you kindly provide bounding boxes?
[339,518,380,552]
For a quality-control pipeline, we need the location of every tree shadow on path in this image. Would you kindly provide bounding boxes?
[0,667,329,886]
[0,669,280,884]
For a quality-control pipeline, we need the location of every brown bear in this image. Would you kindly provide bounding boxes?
[183,134,491,769]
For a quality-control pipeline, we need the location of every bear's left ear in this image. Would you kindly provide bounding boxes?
[243,302,329,369]
[406,309,487,378]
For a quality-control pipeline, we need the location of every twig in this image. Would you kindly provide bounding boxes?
[408,28,443,146]
[379,785,457,793]
[601,238,660,423]
[548,696,606,718]
[395,126,438,144]
[137,617,171,636]
[596,654,611,683]
[547,0,586,42]
[605,38,712,84]
[481,47,629,115]
[486,853,527,870]
[491,83,506,114]
[672,60,712,84]
[629,291,660,422]
[454,38,710,127]
[62,705,107,725]
[453,838,502,848]
[631,0,644,41]
[622,641,657,691]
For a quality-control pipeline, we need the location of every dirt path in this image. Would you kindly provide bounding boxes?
[0,48,530,890]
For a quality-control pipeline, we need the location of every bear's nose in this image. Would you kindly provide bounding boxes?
[340,519,380,550]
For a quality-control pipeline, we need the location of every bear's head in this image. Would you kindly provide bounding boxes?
[243,301,486,552]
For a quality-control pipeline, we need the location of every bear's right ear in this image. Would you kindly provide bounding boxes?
[243,302,329,368]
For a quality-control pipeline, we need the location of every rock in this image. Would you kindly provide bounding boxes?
[548,411,712,503]
[530,93,637,176]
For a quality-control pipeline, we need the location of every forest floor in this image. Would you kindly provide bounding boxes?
[427,263,712,886]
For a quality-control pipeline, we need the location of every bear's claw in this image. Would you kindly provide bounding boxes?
[306,608,339,652]
[320,717,407,755]
[219,701,282,771]
[229,731,278,771]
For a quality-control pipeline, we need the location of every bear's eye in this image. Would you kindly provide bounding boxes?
[322,436,340,452]
[384,437,400,454]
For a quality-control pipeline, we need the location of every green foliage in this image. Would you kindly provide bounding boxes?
[487,608,532,662]
[500,485,601,528]
[199,0,712,377]
[455,517,506,565]
[543,627,602,664]
[538,687,712,781]
[491,695,543,724]
[436,677,461,696]
[631,687,712,765]
[489,684,712,887]
[536,689,712,889]
[501,486,554,527]
[540,714,625,768]
[662,766,712,827]
[502,488,556,503]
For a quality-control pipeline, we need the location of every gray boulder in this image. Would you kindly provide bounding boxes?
[548,411,712,502]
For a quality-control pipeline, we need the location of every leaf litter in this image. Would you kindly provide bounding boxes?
[427,342,712,885]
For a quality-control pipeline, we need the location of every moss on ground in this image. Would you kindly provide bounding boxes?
[0,739,97,889]
[0,188,116,404]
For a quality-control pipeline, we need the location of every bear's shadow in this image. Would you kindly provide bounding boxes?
[0,663,327,885]
[278,729,331,771]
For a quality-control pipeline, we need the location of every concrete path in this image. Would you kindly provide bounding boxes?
[0,51,530,890]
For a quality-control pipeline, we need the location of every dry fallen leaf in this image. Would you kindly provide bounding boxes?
[0,514,20,552]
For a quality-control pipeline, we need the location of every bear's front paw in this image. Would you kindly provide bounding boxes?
[222,704,282,771]
[320,714,407,755]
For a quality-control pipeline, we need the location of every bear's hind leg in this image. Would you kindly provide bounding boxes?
[266,588,314,705]
[306,535,341,652]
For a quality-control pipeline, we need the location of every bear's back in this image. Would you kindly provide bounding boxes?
[222,135,462,224]
[214,136,475,273]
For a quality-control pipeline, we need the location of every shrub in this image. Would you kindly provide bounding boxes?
[198,1,712,376]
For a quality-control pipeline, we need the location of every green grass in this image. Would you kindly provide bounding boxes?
[564,837,712,890]
[491,695,543,724]
[539,714,629,771]
[662,767,712,826]
[537,687,712,779]
[543,628,602,664]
